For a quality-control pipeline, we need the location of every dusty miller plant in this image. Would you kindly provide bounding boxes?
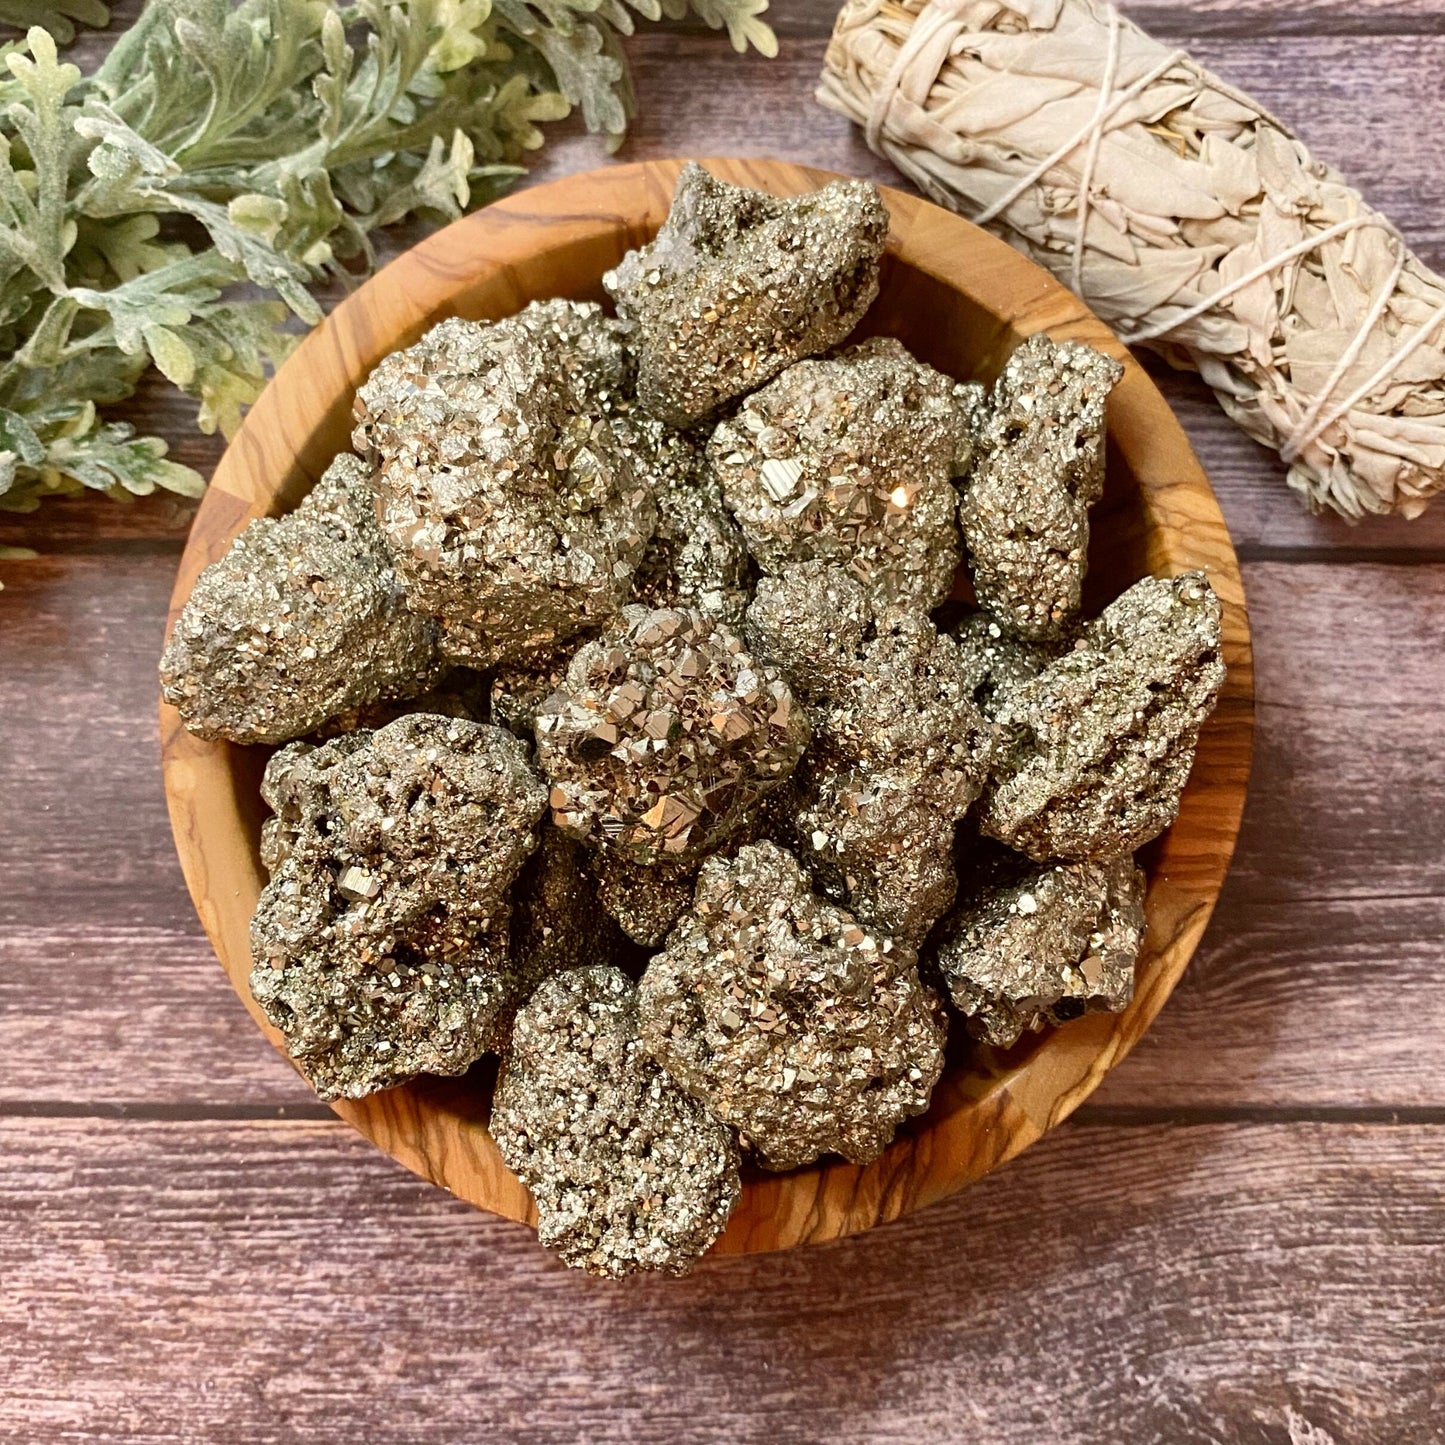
[0,0,775,518]
[0,1,109,45]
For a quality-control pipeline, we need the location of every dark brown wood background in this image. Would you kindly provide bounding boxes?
[2,2,1443,1441]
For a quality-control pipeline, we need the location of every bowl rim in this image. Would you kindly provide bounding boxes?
[159,157,1254,1256]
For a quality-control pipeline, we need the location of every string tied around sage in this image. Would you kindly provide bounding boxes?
[824,0,1445,520]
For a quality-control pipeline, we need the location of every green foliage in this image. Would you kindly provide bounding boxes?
[0,0,774,513]
[0,1,109,47]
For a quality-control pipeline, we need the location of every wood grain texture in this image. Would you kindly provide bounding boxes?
[157,157,1252,1252]
[0,4,1441,1439]
[2,1116,1441,1445]
[13,558,1442,1112]
[1092,894,1445,1108]
[7,13,1445,562]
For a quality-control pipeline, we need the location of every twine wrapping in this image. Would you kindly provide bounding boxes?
[818,0,1445,519]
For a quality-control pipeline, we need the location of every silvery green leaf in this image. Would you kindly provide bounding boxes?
[0,0,775,530]
[45,416,204,497]
[680,0,774,54]
[0,400,202,510]
[181,297,294,436]
[76,100,177,181]
[0,403,45,464]
[1,29,82,288]
[0,1,109,47]
[141,322,194,387]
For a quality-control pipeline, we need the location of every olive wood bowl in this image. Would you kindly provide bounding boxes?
[160,158,1254,1256]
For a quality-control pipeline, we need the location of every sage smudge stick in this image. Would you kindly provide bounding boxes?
[818,0,1445,520]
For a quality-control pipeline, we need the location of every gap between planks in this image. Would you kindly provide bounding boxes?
[5,1100,1445,1125]
[1,1114,1438,1445]
[710,0,1445,39]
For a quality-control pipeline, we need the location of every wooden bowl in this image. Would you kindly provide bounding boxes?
[160,158,1253,1256]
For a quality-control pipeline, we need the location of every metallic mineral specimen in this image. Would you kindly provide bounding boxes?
[534,605,809,867]
[509,828,630,993]
[959,334,1125,640]
[603,163,889,426]
[352,302,656,665]
[742,560,872,693]
[588,852,699,949]
[980,572,1227,861]
[587,811,777,948]
[952,611,1067,719]
[809,611,994,802]
[629,423,752,624]
[932,849,1146,1048]
[638,842,947,1170]
[160,454,444,745]
[785,767,959,947]
[709,337,973,608]
[746,564,992,940]
[249,714,548,1098]
[491,965,742,1277]
[745,565,991,795]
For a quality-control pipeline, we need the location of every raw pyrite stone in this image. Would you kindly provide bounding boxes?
[509,828,631,994]
[629,423,752,624]
[534,605,809,867]
[932,851,1146,1048]
[952,611,1067,719]
[603,163,888,426]
[638,842,947,1171]
[352,302,656,665]
[980,572,1227,861]
[710,338,974,608]
[746,564,993,941]
[249,714,548,1099]
[959,334,1124,640]
[587,852,699,949]
[160,454,443,745]
[809,610,995,802]
[786,767,959,947]
[741,559,872,693]
[491,966,742,1277]
[745,565,991,800]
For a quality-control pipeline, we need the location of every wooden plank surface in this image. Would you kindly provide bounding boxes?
[2,1117,1441,1445]
[2,559,1441,1109]
[1,0,1444,1439]
[6,25,1445,557]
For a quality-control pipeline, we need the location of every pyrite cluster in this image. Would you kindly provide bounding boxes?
[934,846,1146,1048]
[352,303,655,666]
[492,966,741,1276]
[709,338,975,609]
[640,842,946,1170]
[745,564,993,945]
[249,715,547,1100]
[159,455,445,744]
[534,605,809,868]
[164,165,1227,1277]
[603,162,888,426]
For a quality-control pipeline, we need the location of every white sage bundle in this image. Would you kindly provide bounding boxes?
[818,0,1445,519]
